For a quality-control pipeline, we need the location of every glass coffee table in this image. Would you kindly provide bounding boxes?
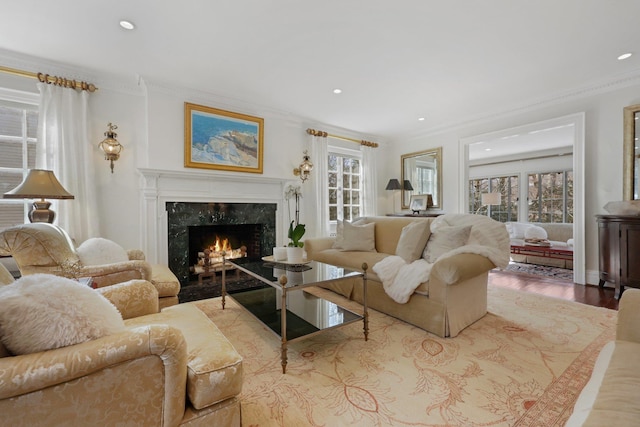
[221,257,369,373]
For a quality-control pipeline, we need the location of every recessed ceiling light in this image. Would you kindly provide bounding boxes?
[484,148,492,152]
[333,88,342,94]
[418,117,425,121]
[618,52,632,60]
[119,20,135,30]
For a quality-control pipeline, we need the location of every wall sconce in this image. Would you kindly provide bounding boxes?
[293,150,314,182]
[3,169,74,223]
[98,123,123,173]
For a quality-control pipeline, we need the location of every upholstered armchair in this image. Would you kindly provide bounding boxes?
[0,278,243,426]
[0,223,180,308]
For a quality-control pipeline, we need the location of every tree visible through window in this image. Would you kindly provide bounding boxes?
[328,152,361,222]
[0,101,38,230]
[528,171,573,223]
[469,175,518,222]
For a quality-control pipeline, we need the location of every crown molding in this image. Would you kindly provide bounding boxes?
[402,68,640,142]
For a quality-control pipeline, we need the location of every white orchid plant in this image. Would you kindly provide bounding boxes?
[284,184,305,247]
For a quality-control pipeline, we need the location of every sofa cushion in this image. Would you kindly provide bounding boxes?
[334,220,376,252]
[125,303,243,410]
[0,274,125,355]
[506,222,531,239]
[395,220,431,263]
[332,219,365,249]
[423,225,471,263]
[524,225,548,240]
[77,237,130,265]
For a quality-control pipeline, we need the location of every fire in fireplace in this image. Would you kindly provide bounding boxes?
[188,224,262,279]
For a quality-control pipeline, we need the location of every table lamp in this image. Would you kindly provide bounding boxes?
[3,169,74,223]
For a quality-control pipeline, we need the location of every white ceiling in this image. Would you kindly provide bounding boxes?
[1,1,640,142]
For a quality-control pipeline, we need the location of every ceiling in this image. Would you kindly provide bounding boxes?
[1,1,640,142]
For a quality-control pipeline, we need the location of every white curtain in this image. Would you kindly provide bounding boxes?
[37,83,99,242]
[361,145,378,216]
[311,135,329,236]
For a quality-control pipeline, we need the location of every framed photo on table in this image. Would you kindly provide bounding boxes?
[409,194,430,213]
[184,102,264,173]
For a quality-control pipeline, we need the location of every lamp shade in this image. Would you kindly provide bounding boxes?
[481,192,501,206]
[403,180,414,191]
[3,169,74,200]
[385,179,401,190]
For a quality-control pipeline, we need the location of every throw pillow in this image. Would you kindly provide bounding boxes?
[338,221,377,252]
[423,225,472,263]
[0,274,125,355]
[524,225,548,240]
[507,222,532,239]
[395,221,431,263]
[332,219,366,249]
[77,237,129,266]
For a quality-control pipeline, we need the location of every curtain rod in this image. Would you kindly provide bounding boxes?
[0,65,98,92]
[306,128,379,148]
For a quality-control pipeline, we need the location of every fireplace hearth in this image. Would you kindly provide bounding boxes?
[167,202,277,284]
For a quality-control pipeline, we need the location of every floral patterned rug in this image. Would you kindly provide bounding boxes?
[505,261,574,281]
[194,285,615,426]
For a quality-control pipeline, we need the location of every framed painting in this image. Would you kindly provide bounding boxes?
[184,102,264,173]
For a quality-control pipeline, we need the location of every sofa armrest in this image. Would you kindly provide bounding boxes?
[431,253,495,285]
[0,325,187,402]
[97,279,160,319]
[79,260,153,286]
[617,288,640,343]
[304,237,336,259]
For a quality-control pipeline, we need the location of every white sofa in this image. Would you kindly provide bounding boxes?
[506,222,573,269]
[565,288,640,426]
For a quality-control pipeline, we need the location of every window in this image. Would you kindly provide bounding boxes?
[328,150,362,222]
[528,171,573,223]
[0,95,39,231]
[469,175,518,222]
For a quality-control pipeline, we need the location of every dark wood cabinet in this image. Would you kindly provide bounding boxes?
[596,215,640,299]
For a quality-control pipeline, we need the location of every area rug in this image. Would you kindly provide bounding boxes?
[194,286,616,426]
[505,261,574,281]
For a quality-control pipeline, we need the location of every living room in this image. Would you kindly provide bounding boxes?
[1,2,640,426]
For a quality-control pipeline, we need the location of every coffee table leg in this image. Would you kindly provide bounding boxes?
[221,255,226,310]
[280,278,288,374]
[362,262,369,342]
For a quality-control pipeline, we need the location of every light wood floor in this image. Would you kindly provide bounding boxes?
[489,269,619,310]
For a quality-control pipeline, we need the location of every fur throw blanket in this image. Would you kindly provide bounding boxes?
[373,214,510,304]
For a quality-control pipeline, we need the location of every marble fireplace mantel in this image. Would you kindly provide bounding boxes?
[138,168,287,264]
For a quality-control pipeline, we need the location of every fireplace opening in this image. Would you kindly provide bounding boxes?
[187,224,262,280]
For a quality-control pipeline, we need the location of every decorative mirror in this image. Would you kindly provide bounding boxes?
[623,104,640,200]
[401,147,442,209]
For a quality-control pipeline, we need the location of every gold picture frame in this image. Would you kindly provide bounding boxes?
[184,102,264,173]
